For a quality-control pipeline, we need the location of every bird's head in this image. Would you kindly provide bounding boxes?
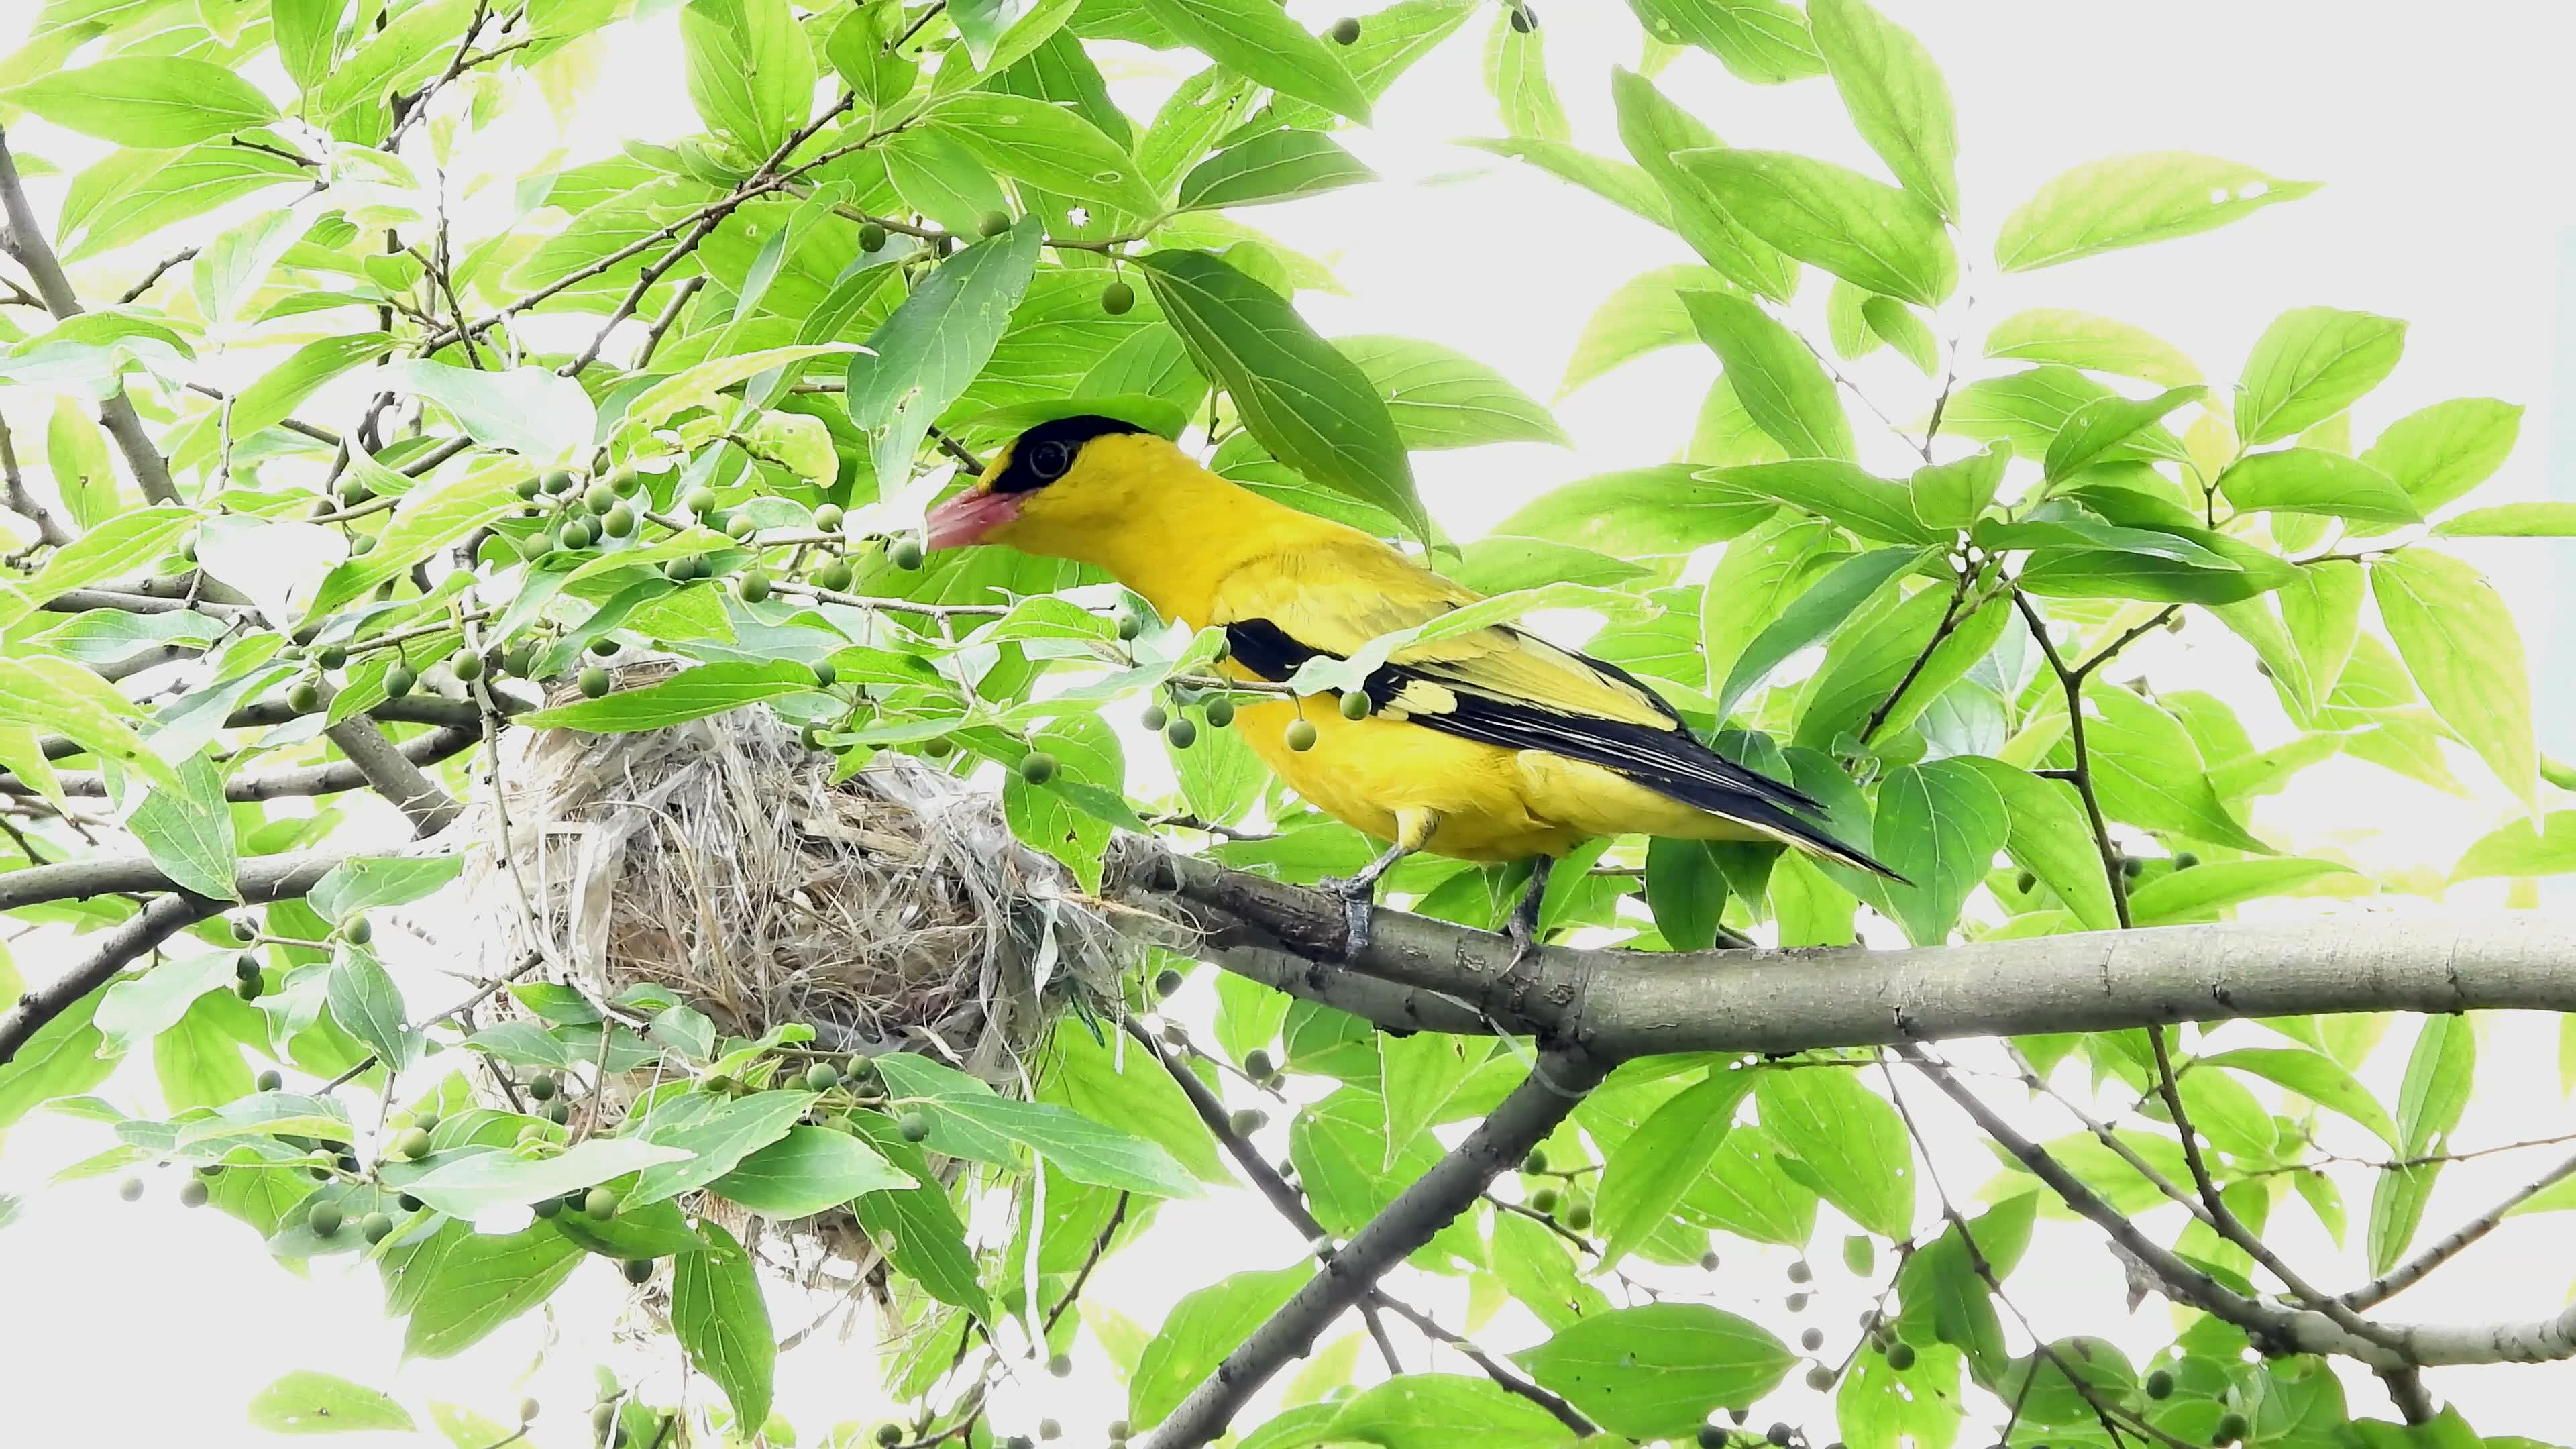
[922,414,1175,559]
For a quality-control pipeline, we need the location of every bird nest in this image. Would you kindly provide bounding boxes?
[450,661,1132,1268]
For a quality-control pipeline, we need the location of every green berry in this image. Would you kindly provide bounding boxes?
[1563,1201,1592,1231]
[1107,1421,1130,1443]
[504,642,539,678]
[589,637,619,657]
[1805,1364,1835,1391]
[898,1111,932,1143]
[1523,1148,1548,1173]
[979,210,1012,237]
[815,504,845,531]
[1156,967,1185,996]
[800,724,826,752]
[593,1403,619,1434]
[316,645,348,670]
[384,665,416,698]
[236,953,262,982]
[1038,1421,1060,1442]
[1339,690,1371,720]
[450,648,484,681]
[1787,1258,1813,1283]
[584,1187,619,1220]
[1203,696,1235,727]
[2215,1413,2248,1446]
[1700,1250,1721,1271]
[515,476,543,500]
[308,1202,344,1237]
[350,533,377,555]
[1801,1327,1823,1351]
[1510,2,1535,31]
[725,513,757,539]
[1018,751,1057,785]
[2123,855,2145,879]
[585,482,617,514]
[230,916,258,943]
[602,502,635,537]
[413,1111,439,1132]
[813,558,853,591]
[119,1175,144,1202]
[529,1073,559,1102]
[546,1100,572,1125]
[621,1258,655,1285]
[2015,870,2037,894]
[580,667,611,698]
[1102,280,1135,315]
[258,1069,284,1091]
[521,1399,541,1424]
[1228,1108,1266,1136]
[1165,716,1197,749]
[287,680,321,713]
[1328,15,1360,43]
[558,517,594,551]
[1046,1353,1073,1378]
[1767,1425,1792,1448]
[737,568,771,602]
[1529,1187,1558,1213]
[812,659,837,688]
[703,1074,733,1095]
[337,474,372,505]
[1243,1049,1274,1078]
[533,1195,564,1218]
[875,1426,902,1448]
[398,1193,423,1212]
[1116,611,1142,641]
[345,916,372,945]
[542,470,577,496]
[179,1179,210,1208]
[396,1127,432,1159]
[2173,852,2199,871]
[860,222,890,252]
[2144,1368,2174,1400]
[805,1062,840,1091]
[685,486,718,516]
[922,735,953,759]
[1885,1341,1916,1371]
[362,1212,395,1244]
[1146,700,1177,732]
[1285,719,1318,751]
[235,977,262,1002]
[890,537,924,570]
[1787,1292,1809,1311]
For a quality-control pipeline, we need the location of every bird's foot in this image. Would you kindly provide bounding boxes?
[1320,875,1377,959]
[1501,856,1554,973]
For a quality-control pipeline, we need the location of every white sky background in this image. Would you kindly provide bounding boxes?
[5,2,2576,1444]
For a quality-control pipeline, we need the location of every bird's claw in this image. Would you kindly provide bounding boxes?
[1321,874,1376,959]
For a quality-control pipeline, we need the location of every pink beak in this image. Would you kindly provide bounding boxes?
[923,488,1022,551]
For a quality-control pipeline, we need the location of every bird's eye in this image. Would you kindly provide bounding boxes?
[1029,440,1072,480]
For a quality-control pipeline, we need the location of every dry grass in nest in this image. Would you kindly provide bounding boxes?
[451,660,1134,1271]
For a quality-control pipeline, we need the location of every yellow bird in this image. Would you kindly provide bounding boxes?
[925,415,1898,954]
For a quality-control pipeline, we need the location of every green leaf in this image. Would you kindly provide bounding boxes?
[1459,137,1674,232]
[1676,149,1956,305]
[1873,759,2008,945]
[8,56,278,147]
[708,1126,914,1216]
[1951,758,2120,932]
[0,657,178,792]
[1683,290,1854,461]
[1495,465,1772,557]
[1129,1264,1313,1430]
[1994,153,2318,272]
[673,1220,775,1432]
[1136,0,1372,122]
[305,458,528,620]
[1322,1373,1578,1449]
[2367,1015,2475,1274]
[1982,308,2201,388]
[2431,502,2576,537]
[517,661,822,732]
[2125,858,2359,925]
[2196,1047,2396,1150]
[1040,1025,1229,1185]
[1335,334,1568,449]
[1597,1069,1750,1267]
[2361,397,2524,515]
[2236,307,2408,447]
[2453,810,2576,882]
[1141,248,1425,537]
[680,0,814,156]
[406,1139,692,1220]
[376,360,596,462]
[1378,1032,1485,1167]
[1837,1340,1966,1449]
[2372,549,2535,812]
[17,502,197,611]
[2079,684,2268,851]
[44,398,118,531]
[1179,129,1376,211]
[1607,68,1797,299]
[877,1053,1202,1197]
[324,943,415,1072]
[273,0,343,93]
[880,127,1010,233]
[1625,0,1825,85]
[1717,544,1929,717]
[95,951,236,1057]
[393,1220,584,1358]
[1809,0,1957,219]
[1452,537,1651,594]
[621,343,860,438]
[1756,1062,1915,1237]
[1862,297,1939,376]
[0,986,117,1133]
[309,857,464,923]
[631,1091,817,1205]
[1560,264,1728,396]
[1485,3,1570,142]
[1909,445,2007,529]
[2044,387,2205,483]
[1793,586,2006,749]
[229,334,400,443]
[245,1371,417,1434]
[1644,838,1729,951]
[128,751,237,902]
[845,1116,989,1318]
[848,222,1043,486]
[2217,448,2420,523]
[933,91,1163,216]
[1515,1303,1796,1438]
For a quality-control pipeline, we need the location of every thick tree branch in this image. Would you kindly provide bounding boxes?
[0,128,181,506]
[0,892,227,1061]
[0,845,364,918]
[0,413,71,547]
[322,709,464,837]
[2,727,476,801]
[38,696,480,760]
[1138,1045,1607,1449]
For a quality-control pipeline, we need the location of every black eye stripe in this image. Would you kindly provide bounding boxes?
[991,413,1151,494]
